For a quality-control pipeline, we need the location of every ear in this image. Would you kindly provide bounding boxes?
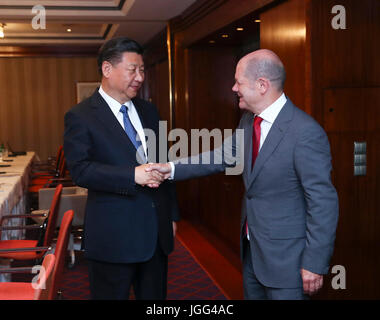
[257,78,270,94]
[102,61,113,78]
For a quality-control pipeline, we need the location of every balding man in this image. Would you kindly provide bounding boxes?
[147,49,339,300]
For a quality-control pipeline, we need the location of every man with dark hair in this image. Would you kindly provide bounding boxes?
[64,37,179,300]
[96,37,144,75]
[148,49,339,300]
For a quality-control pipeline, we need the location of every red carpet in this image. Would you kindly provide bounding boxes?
[60,237,228,300]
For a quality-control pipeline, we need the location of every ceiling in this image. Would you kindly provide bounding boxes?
[0,0,197,46]
[194,12,261,48]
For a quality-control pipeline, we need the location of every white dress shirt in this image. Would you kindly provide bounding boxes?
[257,93,287,150]
[98,86,147,158]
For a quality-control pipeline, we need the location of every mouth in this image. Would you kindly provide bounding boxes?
[237,95,246,107]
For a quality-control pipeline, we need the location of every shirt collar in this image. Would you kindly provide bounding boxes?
[257,93,287,124]
[98,86,132,116]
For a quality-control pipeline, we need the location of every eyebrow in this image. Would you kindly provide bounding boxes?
[127,63,144,67]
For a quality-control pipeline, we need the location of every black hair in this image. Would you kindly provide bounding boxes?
[97,37,144,75]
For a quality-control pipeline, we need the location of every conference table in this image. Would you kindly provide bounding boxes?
[0,152,35,281]
[0,152,35,233]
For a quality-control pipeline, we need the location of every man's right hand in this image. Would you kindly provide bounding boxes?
[144,163,172,188]
[135,164,165,188]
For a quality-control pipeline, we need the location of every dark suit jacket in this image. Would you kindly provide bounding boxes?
[173,98,339,288]
[63,90,179,264]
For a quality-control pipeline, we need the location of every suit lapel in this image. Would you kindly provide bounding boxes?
[246,99,294,191]
[242,112,254,188]
[131,98,150,134]
[131,98,151,163]
[90,92,146,163]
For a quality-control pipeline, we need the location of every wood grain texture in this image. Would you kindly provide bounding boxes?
[314,87,380,299]
[0,56,99,160]
[260,0,311,113]
[143,60,171,123]
[173,45,244,253]
[310,0,380,299]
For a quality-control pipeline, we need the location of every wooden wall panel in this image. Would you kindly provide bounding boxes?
[311,0,380,122]
[175,45,244,252]
[309,0,380,300]
[144,60,171,123]
[173,38,191,132]
[155,60,171,124]
[0,57,99,160]
[314,88,380,299]
[260,0,311,114]
[319,0,379,86]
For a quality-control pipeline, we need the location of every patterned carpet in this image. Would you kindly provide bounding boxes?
[60,238,228,300]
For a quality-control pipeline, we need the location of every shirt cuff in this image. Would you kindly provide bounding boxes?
[169,162,175,180]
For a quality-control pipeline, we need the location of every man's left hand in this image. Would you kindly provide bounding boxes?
[301,268,323,295]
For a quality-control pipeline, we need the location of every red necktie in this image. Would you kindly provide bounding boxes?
[251,116,263,170]
[246,115,263,238]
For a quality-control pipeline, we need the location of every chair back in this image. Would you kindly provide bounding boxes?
[58,152,67,178]
[33,254,56,300]
[48,210,74,300]
[54,146,63,174]
[42,184,63,247]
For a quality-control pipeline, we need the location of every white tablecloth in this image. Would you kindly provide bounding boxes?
[0,152,35,281]
[0,152,35,230]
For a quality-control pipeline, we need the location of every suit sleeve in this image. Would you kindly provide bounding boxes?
[173,113,247,181]
[63,110,137,196]
[294,123,339,275]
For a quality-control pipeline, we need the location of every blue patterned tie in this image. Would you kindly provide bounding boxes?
[120,104,143,151]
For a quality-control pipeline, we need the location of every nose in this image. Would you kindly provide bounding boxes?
[135,70,144,82]
[232,82,238,92]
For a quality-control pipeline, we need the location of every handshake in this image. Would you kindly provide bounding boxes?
[135,163,172,188]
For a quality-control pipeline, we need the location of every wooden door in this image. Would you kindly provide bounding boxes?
[317,87,380,299]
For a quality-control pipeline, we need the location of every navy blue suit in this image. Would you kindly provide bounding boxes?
[63,90,179,298]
